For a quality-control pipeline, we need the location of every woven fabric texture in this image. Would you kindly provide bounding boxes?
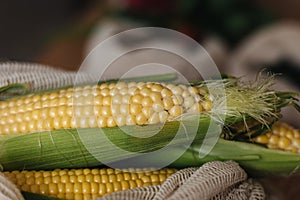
[98,161,265,200]
[0,172,24,200]
[0,62,94,91]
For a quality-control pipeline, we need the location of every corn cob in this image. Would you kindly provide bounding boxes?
[0,81,212,135]
[253,122,300,153]
[3,168,177,200]
[0,75,299,175]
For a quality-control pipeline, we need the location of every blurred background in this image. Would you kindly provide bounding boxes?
[1,1,300,198]
[0,0,299,70]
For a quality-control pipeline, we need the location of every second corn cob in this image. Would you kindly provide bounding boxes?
[4,168,177,200]
[254,122,300,153]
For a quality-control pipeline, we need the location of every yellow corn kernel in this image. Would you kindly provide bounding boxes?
[254,122,300,153]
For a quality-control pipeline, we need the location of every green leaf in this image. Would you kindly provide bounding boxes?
[22,191,62,200]
[99,73,178,84]
[0,83,30,99]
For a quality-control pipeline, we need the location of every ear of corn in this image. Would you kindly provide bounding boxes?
[0,75,299,175]
[253,122,300,153]
[4,168,177,200]
[0,76,216,170]
[0,80,213,134]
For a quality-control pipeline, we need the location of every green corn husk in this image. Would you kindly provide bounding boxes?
[127,138,300,178]
[0,74,299,177]
[0,116,217,171]
[185,139,300,177]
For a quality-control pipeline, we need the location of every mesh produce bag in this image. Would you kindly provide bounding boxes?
[0,62,94,92]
